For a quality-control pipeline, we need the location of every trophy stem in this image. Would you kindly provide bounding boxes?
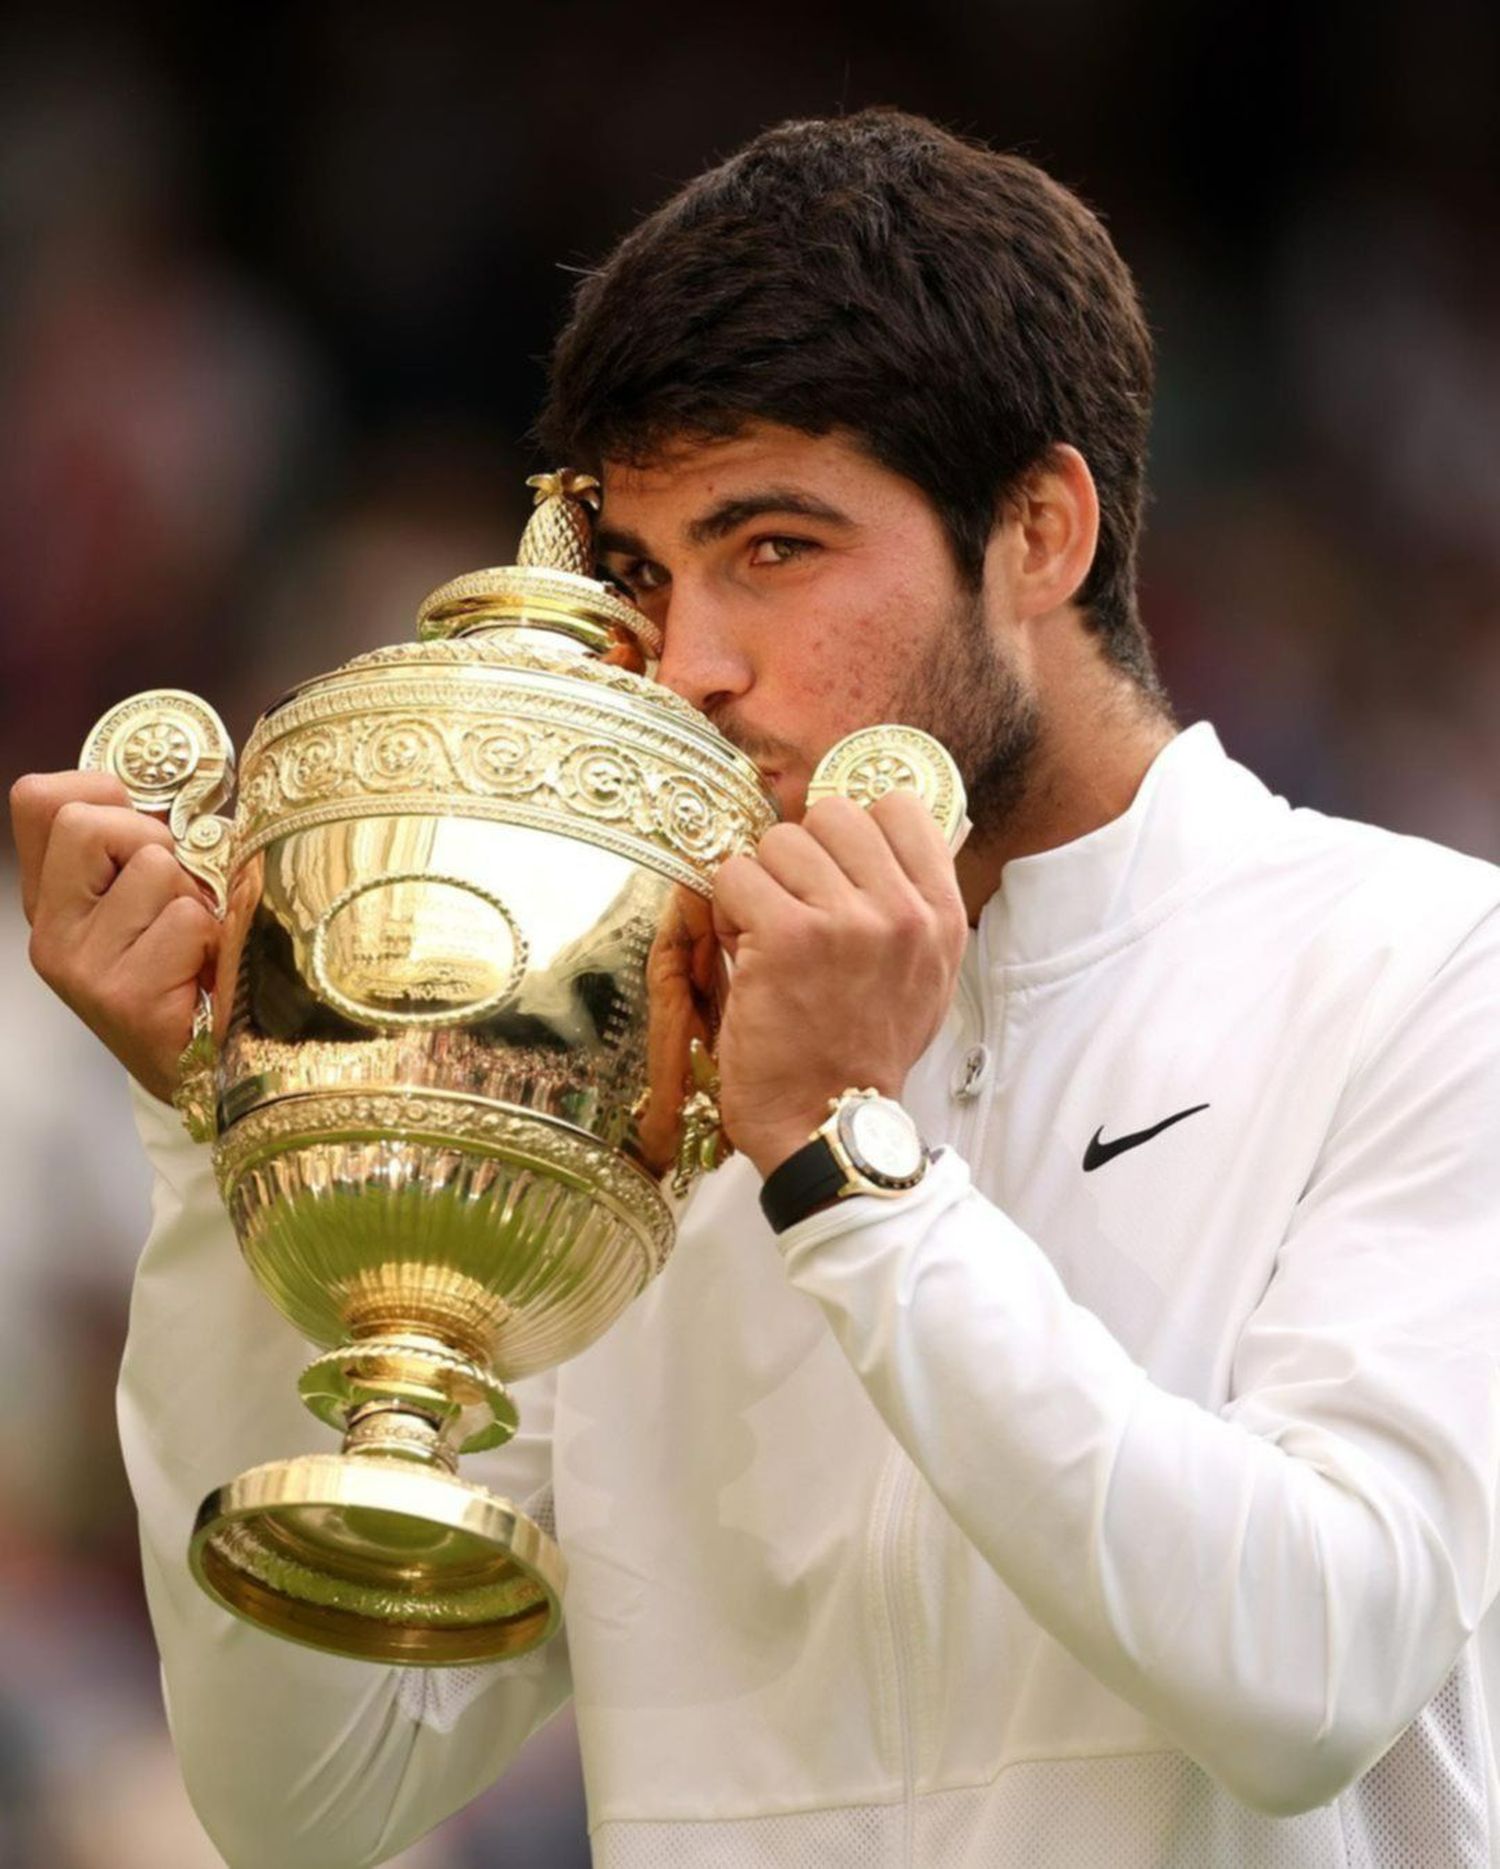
[299,1333,520,1459]
[343,1399,460,1472]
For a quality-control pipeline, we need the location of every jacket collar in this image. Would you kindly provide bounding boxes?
[979,723,1282,972]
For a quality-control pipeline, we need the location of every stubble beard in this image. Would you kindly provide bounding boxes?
[893,587,1042,842]
[705,589,1040,838]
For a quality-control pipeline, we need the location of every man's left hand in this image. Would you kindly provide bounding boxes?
[711,792,968,1178]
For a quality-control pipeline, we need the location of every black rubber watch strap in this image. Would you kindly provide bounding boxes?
[759,1136,847,1234]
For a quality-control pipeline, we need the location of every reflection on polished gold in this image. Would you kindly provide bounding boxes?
[189,1455,565,1664]
[308,870,529,1027]
[80,470,966,1666]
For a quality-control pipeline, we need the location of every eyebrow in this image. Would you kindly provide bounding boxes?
[594,523,653,564]
[685,488,853,546]
[595,487,854,568]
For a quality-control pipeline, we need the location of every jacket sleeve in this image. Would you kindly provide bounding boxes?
[117,1087,572,1869]
[778,907,1500,1818]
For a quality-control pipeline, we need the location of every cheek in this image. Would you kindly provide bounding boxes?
[758,558,942,745]
[811,642,909,731]
[779,606,907,704]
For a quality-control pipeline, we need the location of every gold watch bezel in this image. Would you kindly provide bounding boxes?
[816,1088,929,1199]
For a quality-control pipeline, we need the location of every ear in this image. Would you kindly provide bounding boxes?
[1000,444,1101,623]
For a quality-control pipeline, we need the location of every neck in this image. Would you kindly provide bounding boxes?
[954,663,1176,926]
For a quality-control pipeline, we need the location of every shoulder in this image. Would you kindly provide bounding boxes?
[1243,801,1500,1074]
[1270,802,1500,946]
[1168,730,1500,968]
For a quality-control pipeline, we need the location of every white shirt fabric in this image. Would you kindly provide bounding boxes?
[118,723,1500,1867]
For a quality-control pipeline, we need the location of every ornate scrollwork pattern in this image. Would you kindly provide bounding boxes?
[653,775,723,861]
[235,668,775,893]
[560,745,643,820]
[462,723,539,793]
[354,718,445,792]
[281,727,344,801]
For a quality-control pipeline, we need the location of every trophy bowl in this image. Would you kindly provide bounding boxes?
[82,470,967,1665]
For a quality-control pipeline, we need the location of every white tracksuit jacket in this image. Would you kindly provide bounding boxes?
[119,723,1500,1867]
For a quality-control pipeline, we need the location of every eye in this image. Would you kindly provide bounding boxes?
[747,535,818,567]
[611,558,669,597]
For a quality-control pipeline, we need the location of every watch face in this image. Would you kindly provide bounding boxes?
[840,1097,926,1185]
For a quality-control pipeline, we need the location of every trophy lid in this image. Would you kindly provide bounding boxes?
[416,469,663,667]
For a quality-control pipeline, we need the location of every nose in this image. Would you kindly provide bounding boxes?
[653,586,754,715]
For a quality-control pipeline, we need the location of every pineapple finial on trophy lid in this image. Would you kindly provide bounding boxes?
[518,469,602,578]
[417,467,662,664]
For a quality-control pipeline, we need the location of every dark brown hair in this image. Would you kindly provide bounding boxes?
[540,108,1161,690]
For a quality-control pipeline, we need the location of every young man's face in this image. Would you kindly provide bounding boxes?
[597,423,1038,829]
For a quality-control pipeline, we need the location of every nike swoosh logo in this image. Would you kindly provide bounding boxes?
[1083,1103,1210,1172]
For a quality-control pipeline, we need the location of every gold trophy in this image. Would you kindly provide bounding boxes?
[82,471,966,1666]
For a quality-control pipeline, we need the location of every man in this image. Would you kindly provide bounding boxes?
[13,109,1500,1867]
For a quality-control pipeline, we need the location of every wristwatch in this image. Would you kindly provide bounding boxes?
[759,1088,930,1234]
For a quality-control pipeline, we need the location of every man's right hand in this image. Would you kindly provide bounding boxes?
[10,772,220,1103]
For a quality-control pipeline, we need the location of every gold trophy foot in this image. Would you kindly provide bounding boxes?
[190,1454,565,1665]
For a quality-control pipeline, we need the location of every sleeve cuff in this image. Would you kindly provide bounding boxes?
[130,1076,217,1196]
[773,1144,972,1260]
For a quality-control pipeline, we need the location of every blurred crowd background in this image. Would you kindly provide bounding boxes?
[2,2,1498,1863]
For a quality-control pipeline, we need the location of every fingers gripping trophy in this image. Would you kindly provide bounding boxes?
[79,472,968,1666]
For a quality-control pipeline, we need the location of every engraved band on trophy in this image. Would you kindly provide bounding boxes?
[82,468,968,1666]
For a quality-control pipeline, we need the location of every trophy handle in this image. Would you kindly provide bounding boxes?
[667,726,970,1199]
[79,689,238,910]
[672,1036,729,1198]
[80,690,238,1140]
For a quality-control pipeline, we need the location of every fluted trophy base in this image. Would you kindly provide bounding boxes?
[190,1452,565,1664]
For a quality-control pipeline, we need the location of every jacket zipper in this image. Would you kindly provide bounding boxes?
[876,950,991,1865]
[883,1458,921,1867]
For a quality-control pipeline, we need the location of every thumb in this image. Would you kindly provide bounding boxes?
[710,895,741,960]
